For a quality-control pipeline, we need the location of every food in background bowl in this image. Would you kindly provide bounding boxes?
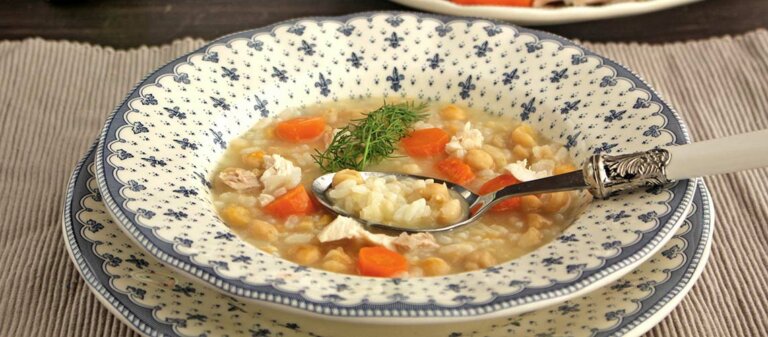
[451,0,647,8]
[212,98,589,277]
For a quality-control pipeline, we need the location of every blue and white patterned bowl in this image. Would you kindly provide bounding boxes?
[95,12,697,322]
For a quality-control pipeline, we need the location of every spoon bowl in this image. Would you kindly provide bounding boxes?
[311,170,589,233]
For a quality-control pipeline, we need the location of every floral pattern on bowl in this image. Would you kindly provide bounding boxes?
[69,145,712,336]
[95,12,697,319]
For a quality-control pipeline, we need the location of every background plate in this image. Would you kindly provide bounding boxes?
[390,0,704,25]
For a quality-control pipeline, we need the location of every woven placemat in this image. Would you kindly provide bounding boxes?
[1,30,767,337]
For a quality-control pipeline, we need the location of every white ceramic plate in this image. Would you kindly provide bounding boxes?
[390,0,704,25]
[65,144,713,337]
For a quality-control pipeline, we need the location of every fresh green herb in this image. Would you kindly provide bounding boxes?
[312,102,427,172]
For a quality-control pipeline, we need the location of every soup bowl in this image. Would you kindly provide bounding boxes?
[95,12,696,322]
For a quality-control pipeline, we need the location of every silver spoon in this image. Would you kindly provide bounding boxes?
[312,130,768,233]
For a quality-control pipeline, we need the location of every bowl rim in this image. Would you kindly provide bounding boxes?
[94,11,698,321]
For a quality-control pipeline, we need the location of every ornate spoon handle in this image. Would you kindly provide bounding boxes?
[585,129,768,198]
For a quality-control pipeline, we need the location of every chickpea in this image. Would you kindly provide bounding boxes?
[332,169,363,187]
[509,125,537,148]
[438,199,462,224]
[541,192,571,213]
[518,227,543,249]
[320,247,353,273]
[421,183,451,203]
[465,149,494,171]
[220,205,251,229]
[246,220,279,242]
[520,195,543,212]
[512,144,531,160]
[526,213,553,229]
[440,104,467,121]
[420,257,451,276]
[463,249,497,270]
[322,260,351,273]
[291,245,321,265]
[554,164,578,175]
[324,247,354,264]
[483,145,508,168]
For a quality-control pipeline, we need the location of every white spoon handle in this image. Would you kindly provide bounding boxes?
[665,129,768,180]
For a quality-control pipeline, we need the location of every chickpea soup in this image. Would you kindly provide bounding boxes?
[211,99,589,277]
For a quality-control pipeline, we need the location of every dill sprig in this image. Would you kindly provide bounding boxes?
[312,101,427,172]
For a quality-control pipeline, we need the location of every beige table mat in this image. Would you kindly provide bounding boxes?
[1,30,767,337]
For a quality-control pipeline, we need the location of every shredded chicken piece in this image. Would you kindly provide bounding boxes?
[505,159,552,182]
[218,168,261,191]
[258,154,301,206]
[445,122,484,159]
[318,216,397,250]
[317,216,366,242]
[392,232,439,251]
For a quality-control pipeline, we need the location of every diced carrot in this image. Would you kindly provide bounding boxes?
[479,174,522,212]
[357,246,408,277]
[401,128,451,157]
[451,0,533,6]
[436,157,475,185]
[479,174,520,194]
[469,203,483,216]
[263,185,315,218]
[274,116,326,143]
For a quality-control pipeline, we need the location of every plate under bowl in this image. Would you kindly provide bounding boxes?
[67,144,713,336]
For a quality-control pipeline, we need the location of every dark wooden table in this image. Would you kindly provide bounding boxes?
[0,0,765,48]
